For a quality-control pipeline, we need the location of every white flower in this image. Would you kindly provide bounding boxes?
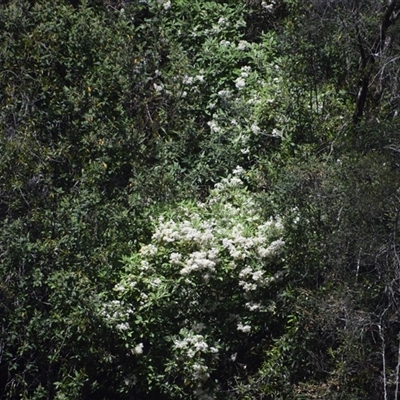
[207,120,221,133]
[252,270,263,281]
[151,277,162,287]
[237,40,249,50]
[237,323,251,333]
[182,75,194,85]
[196,75,204,82]
[140,243,158,256]
[114,283,125,292]
[153,83,163,92]
[233,165,244,175]
[170,252,182,264]
[239,266,253,278]
[261,1,274,11]
[258,247,270,258]
[163,0,171,10]
[239,281,258,291]
[267,238,285,254]
[271,128,282,137]
[116,322,130,331]
[235,77,246,89]
[210,347,218,353]
[194,340,208,352]
[251,123,260,134]
[218,17,227,26]
[180,266,191,276]
[246,302,261,311]
[132,343,144,355]
[219,40,231,47]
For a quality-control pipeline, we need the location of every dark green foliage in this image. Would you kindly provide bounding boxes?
[2,0,400,398]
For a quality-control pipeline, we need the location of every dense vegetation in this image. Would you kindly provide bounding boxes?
[1,0,400,398]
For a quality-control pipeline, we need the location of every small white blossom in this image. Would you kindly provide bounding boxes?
[237,323,251,333]
[153,83,163,93]
[132,343,144,355]
[116,322,130,331]
[251,123,260,134]
[170,252,182,264]
[188,348,196,358]
[233,165,244,175]
[262,1,274,11]
[182,75,194,85]
[196,75,204,82]
[271,128,282,137]
[114,283,126,292]
[218,17,227,26]
[162,0,171,10]
[237,40,249,50]
[151,277,162,287]
[239,266,253,278]
[235,77,246,89]
[246,302,261,311]
[207,120,221,133]
[252,270,263,281]
[219,40,231,47]
[209,347,218,353]
[140,243,158,256]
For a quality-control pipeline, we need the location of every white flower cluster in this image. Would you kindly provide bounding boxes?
[153,82,164,93]
[261,0,275,12]
[237,40,250,51]
[219,39,231,47]
[153,217,215,246]
[100,169,286,397]
[182,75,194,85]
[180,250,217,276]
[206,120,221,133]
[100,300,134,324]
[235,77,246,89]
[174,329,218,359]
[151,175,284,283]
[172,329,218,395]
[158,0,171,10]
[237,322,252,333]
[238,265,274,292]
